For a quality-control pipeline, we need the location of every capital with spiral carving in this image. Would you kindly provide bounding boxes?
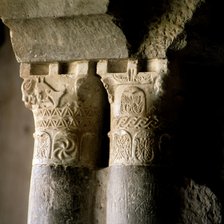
[21,61,104,168]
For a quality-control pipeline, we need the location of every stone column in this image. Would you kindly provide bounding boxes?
[97,59,168,224]
[20,61,104,224]
[1,1,129,220]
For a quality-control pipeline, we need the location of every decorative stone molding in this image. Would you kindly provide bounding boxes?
[97,59,167,166]
[21,61,104,168]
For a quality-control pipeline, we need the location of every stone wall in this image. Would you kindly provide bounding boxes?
[0,25,33,224]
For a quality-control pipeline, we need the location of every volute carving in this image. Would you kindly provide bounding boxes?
[21,61,104,168]
[97,59,167,166]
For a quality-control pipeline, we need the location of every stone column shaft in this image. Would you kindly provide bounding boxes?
[21,60,104,224]
[98,59,167,223]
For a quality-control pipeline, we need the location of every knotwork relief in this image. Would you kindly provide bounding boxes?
[113,115,158,130]
[134,130,154,163]
[109,129,155,165]
[110,130,132,164]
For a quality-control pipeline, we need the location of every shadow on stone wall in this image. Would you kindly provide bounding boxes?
[0,22,34,224]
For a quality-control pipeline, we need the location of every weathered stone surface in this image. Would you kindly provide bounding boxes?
[93,168,108,224]
[28,166,94,224]
[106,166,183,224]
[138,0,204,59]
[107,166,222,224]
[178,179,222,224]
[0,0,108,19]
[107,166,156,224]
[4,15,128,62]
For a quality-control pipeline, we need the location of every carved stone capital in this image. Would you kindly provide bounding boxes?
[21,61,104,168]
[97,59,168,166]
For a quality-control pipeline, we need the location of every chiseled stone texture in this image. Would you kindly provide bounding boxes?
[107,166,222,224]
[93,168,108,224]
[4,15,128,62]
[106,166,182,224]
[138,0,204,59]
[107,166,157,224]
[28,166,94,224]
[0,0,108,19]
[178,179,222,224]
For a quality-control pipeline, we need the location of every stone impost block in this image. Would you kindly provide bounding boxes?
[3,15,128,62]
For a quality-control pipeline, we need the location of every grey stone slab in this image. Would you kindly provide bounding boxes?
[4,15,128,62]
[0,0,108,19]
